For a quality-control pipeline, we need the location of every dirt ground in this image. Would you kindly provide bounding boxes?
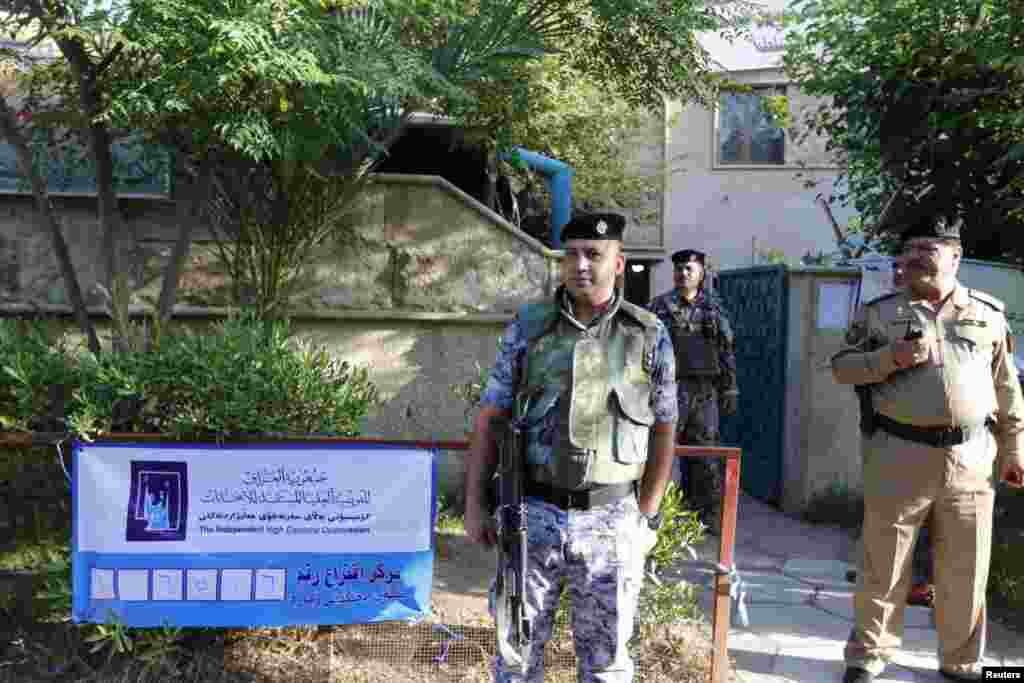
[431,531,494,626]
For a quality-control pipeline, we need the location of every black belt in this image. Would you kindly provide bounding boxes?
[524,480,635,510]
[874,413,988,448]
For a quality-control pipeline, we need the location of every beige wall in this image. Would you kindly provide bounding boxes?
[781,270,863,513]
[658,68,858,297]
[595,107,666,257]
[293,314,511,498]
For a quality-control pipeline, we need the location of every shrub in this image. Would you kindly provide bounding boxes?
[990,485,1024,617]
[648,480,705,575]
[0,312,380,673]
[0,319,84,432]
[0,313,379,440]
[989,537,1024,613]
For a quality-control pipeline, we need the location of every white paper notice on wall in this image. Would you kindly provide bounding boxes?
[818,282,857,330]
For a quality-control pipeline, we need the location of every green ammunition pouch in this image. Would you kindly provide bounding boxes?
[515,297,658,490]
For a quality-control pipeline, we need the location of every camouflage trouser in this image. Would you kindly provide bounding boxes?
[491,495,657,683]
[674,378,723,518]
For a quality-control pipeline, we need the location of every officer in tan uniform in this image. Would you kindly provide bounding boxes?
[832,214,1024,683]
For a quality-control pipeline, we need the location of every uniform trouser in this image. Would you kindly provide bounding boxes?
[845,428,996,677]
[911,516,934,584]
[855,515,934,585]
[491,496,657,683]
[674,378,722,517]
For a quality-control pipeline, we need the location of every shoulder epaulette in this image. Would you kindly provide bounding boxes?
[969,289,1006,312]
[618,300,660,373]
[863,291,900,307]
[618,299,661,330]
[516,301,559,342]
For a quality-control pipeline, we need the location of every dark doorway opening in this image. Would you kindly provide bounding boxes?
[374,124,490,205]
[623,259,654,307]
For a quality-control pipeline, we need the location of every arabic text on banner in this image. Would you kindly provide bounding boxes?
[72,442,435,627]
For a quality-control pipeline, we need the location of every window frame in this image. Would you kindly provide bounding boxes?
[0,128,173,199]
[712,83,790,170]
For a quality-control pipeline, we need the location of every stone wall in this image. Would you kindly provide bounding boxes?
[0,174,562,498]
[0,195,186,307]
[296,175,557,312]
[0,175,558,312]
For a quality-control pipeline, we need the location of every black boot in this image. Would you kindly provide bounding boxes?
[842,667,875,683]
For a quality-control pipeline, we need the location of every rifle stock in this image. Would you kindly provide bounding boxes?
[854,385,876,435]
[489,415,530,674]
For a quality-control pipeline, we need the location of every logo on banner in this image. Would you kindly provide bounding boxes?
[125,461,188,542]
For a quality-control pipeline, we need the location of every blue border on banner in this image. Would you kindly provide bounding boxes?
[71,440,439,627]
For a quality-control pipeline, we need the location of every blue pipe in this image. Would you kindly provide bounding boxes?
[501,147,574,249]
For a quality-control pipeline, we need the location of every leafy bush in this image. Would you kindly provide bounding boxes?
[0,313,379,440]
[636,481,705,635]
[636,580,702,634]
[648,481,705,575]
[990,486,1024,617]
[989,537,1024,613]
[449,361,491,432]
[1,313,380,672]
[0,319,85,432]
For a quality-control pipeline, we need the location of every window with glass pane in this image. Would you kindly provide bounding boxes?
[0,129,171,196]
[717,87,786,165]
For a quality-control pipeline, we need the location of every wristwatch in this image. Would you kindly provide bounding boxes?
[640,510,663,531]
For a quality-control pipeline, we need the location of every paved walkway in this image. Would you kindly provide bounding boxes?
[665,493,1023,683]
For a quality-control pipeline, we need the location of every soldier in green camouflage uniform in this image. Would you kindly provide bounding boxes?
[649,249,738,533]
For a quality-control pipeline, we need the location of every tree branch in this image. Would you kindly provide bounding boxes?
[0,95,100,354]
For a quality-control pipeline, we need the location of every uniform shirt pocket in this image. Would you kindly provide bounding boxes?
[946,321,996,367]
[611,383,654,464]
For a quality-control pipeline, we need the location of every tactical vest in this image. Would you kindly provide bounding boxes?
[665,295,720,377]
[514,295,659,490]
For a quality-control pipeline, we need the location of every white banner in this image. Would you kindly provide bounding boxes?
[76,444,432,554]
[72,441,436,627]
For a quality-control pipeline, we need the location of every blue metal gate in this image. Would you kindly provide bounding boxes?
[715,266,788,503]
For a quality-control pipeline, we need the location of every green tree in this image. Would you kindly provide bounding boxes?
[1,2,138,352]
[462,57,660,211]
[110,0,749,312]
[783,0,1024,260]
[441,1,757,236]
[4,0,752,320]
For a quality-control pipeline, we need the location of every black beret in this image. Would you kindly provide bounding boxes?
[559,213,626,242]
[672,249,705,265]
[901,215,962,242]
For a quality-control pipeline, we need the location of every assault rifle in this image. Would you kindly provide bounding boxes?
[489,414,530,674]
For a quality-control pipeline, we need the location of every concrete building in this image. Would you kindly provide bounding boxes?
[654,7,859,297]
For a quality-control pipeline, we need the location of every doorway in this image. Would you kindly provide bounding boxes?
[623,259,653,307]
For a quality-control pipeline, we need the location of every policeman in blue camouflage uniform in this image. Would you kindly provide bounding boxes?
[648,249,738,533]
[464,212,678,683]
